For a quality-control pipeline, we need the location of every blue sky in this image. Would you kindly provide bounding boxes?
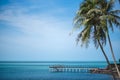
[0,0,120,61]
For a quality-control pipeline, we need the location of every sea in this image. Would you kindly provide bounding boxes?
[0,61,113,80]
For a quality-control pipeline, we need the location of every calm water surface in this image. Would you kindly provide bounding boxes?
[0,61,113,80]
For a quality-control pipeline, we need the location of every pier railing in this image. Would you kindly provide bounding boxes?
[49,65,105,73]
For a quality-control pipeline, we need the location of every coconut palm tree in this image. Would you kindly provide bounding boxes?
[74,0,110,64]
[99,0,120,77]
[73,0,120,78]
[89,0,120,77]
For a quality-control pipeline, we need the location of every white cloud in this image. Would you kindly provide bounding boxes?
[1,0,113,61]
[0,5,76,52]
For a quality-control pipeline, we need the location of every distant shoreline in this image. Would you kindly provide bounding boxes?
[0,61,108,63]
[0,61,119,64]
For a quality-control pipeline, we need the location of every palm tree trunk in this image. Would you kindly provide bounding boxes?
[94,26,115,80]
[107,33,120,78]
[97,39,116,80]
[94,26,110,65]
[97,40,110,65]
[94,26,116,80]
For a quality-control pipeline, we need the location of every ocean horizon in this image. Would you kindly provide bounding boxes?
[0,61,114,80]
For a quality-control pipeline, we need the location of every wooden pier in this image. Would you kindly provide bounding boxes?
[49,65,102,73]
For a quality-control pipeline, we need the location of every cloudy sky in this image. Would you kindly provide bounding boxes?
[0,0,120,61]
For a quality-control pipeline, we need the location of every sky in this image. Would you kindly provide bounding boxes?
[0,0,120,61]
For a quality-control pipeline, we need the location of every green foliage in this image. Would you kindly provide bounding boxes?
[74,0,120,48]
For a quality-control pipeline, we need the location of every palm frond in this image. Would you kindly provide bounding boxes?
[87,8,102,15]
[81,25,91,48]
[109,15,120,26]
[110,10,120,15]
[106,0,114,11]
[108,20,114,32]
[73,0,120,49]
[76,24,92,48]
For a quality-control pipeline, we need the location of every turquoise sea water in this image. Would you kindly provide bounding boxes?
[0,61,113,80]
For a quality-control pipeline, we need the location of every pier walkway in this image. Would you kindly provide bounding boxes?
[49,65,104,73]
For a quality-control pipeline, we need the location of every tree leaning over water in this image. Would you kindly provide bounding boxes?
[100,0,120,77]
[73,0,120,78]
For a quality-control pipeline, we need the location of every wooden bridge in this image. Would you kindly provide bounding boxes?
[49,65,103,73]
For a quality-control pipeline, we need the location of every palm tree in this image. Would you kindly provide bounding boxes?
[73,0,120,78]
[93,0,120,77]
[99,0,120,77]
